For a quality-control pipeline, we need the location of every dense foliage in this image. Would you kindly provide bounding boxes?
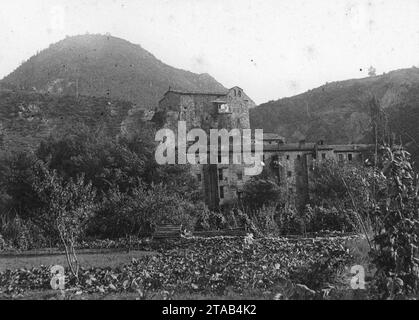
[0,125,202,249]
[242,175,282,210]
[370,147,419,299]
[309,160,385,212]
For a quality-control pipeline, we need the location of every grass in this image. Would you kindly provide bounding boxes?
[0,249,157,272]
[2,289,274,300]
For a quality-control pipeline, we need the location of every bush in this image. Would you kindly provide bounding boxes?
[0,233,6,251]
[309,160,385,212]
[303,205,357,233]
[242,177,281,210]
[245,205,279,235]
[34,170,97,278]
[369,147,419,299]
[275,207,302,235]
[0,215,31,250]
[289,248,352,291]
[0,151,46,220]
[193,206,226,231]
[90,183,200,238]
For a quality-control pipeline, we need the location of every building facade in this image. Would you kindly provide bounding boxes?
[154,86,256,209]
[154,87,373,210]
[262,140,374,210]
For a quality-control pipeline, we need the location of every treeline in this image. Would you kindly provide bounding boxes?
[0,122,206,249]
[0,117,389,250]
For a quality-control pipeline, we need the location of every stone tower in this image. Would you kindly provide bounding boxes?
[154,86,255,209]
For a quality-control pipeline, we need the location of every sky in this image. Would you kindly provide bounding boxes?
[0,0,419,104]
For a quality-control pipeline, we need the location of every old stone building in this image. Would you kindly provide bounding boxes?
[154,87,373,210]
[154,86,256,209]
[263,140,374,210]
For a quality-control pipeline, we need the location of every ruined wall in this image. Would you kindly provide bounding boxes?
[217,87,251,130]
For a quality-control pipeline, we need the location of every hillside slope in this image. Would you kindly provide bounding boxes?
[1,34,226,109]
[0,89,139,152]
[250,67,419,166]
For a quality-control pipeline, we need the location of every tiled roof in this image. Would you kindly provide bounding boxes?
[329,144,373,152]
[164,89,228,96]
[263,133,285,141]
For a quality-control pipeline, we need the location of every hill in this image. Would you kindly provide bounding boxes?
[250,68,419,166]
[0,89,140,152]
[0,34,226,109]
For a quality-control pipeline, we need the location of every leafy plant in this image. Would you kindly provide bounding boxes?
[242,177,281,210]
[91,182,199,238]
[303,205,357,234]
[34,170,97,279]
[370,146,419,299]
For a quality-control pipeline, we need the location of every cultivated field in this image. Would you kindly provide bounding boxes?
[0,235,370,300]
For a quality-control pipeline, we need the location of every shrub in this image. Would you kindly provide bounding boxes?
[245,205,279,235]
[309,160,386,213]
[369,147,419,299]
[242,177,281,210]
[193,206,226,231]
[91,183,199,238]
[0,215,31,250]
[34,170,97,278]
[0,151,46,220]
[275,207,302,235]
[0,233,7,251]
[303,205,357,233]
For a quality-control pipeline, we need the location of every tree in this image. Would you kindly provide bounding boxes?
[92,182,198,238]
[36,125,153,196]
[242,176,281,210]
[309,159,385,212]
[368,66,377,77]
[34,170,96,279]
[0,151,46,220]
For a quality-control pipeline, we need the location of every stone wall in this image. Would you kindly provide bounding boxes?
[156,87,253,209]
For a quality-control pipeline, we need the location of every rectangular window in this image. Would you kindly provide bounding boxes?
[322,153,326,159]
[219,186,224,199]
[236,154,241,164]
[286,154,290,160]
[348,153,353,161]
[197,173,201,182]
[218,168,223,181]
[338,154,344,161]
[237,171,243,180]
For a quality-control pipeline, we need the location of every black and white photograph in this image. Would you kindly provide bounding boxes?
[0,0,418,306]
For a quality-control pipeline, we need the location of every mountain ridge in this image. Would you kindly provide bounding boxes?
[0,34,226,109]
[250,67,419,167]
